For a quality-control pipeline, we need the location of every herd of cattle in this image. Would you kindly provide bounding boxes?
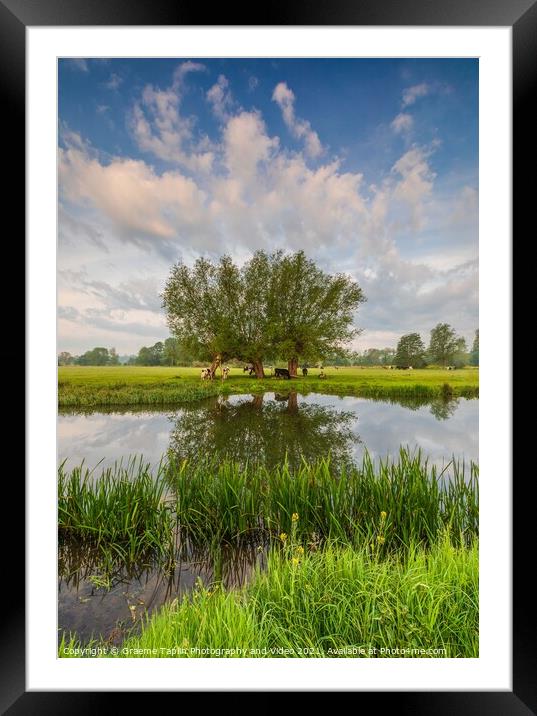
[200,365,327,380]
[201,364,458,379]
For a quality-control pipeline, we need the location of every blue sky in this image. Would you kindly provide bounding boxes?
[58,58,478,354]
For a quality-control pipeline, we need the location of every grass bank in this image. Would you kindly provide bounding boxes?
[58,365,479,408]
[60,537,478,658]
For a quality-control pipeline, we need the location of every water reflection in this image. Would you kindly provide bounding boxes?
[58,391,478,643]
[167,392,357,472]
[58,537,267,643]
[58,392,478,472]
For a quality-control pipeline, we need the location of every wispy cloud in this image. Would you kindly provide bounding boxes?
[66,58,89,73]
[391,112,413,134]
[104,72,123,90]
[402,83,429,107]
[207,75,235,122]
[272,81,323,158]
[129,60,213,172]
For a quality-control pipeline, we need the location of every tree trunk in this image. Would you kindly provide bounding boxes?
[252,359,265,378]
[251,394,264,409]
[288,357,299,377]
[286,391,298,414]
[209,354,221,378]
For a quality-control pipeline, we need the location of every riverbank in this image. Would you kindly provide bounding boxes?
[58,450,479,657]
[58,365,479,408]
[60,537,478,658]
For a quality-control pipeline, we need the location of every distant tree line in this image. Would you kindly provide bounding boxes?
[392,325,478,368]
[58,347,120,366]
[58,327,479,368]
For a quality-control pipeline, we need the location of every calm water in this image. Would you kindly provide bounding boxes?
[58,392,478,473]
[58,391,478,641]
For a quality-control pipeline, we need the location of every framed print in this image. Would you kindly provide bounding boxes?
[8,0,529,710]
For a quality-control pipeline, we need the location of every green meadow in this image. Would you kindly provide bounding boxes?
[58,365,479,408]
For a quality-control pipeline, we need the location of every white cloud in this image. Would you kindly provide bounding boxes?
[59,136,209,255]
[391,146,436,230]
[207,75,235,122]
[129,61,213,172]
[272,82,323,158]
[104,73,123,90]
[402,83,429,107]
[391,112,413,134]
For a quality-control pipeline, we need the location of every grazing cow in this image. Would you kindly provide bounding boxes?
[243,365,255,376]
[201,368,212,380]
[302,367,308,376]
[274,368,291,379]
[318,371,326,379]
[222,366,230,380]
[446,365,456,370]
[396,365,410,370]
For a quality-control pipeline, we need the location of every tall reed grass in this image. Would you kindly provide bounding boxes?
[59,450,478,556]
[58,457,175,562]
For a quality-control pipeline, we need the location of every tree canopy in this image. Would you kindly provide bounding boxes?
[428,323,465,367]
[162,251,365,377]
[395,333,426,368]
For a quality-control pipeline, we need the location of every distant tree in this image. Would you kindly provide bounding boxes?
[395,333,426,368]
[470,330,479,366]
[358,347,396,366]
[75,347,113,366]
[428,323,462,367]
[135,342,164,366]
[108,347,120,365]
[452,337,469,368]
[58,351,74,366]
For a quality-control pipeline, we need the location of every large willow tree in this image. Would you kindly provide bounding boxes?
[162,251,365,377]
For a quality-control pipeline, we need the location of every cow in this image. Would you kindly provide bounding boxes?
[201,368,212,380]
[274,367,291,379]
[318,370,326,379]
[221,366,230,380]
[302,367,308,376]
[446,365,456,370]
[243,365,255,376]
[396,365,410,370]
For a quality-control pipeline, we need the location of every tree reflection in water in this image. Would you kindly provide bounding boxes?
[166,391,358,472]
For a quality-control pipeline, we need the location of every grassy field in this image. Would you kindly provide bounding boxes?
[60,537,478,658]
[58,365,479,407]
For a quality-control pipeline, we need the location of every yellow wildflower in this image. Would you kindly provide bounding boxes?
[296,546,304,555]
[291,513,299,522]
[291,557,300,565]
[280,532,288,543]
[377,535,385,545]
[380,511,387,521]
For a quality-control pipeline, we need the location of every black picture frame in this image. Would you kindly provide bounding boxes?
[9,0,527,711]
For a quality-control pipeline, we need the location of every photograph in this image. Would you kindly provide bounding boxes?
[56,56,480,660]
